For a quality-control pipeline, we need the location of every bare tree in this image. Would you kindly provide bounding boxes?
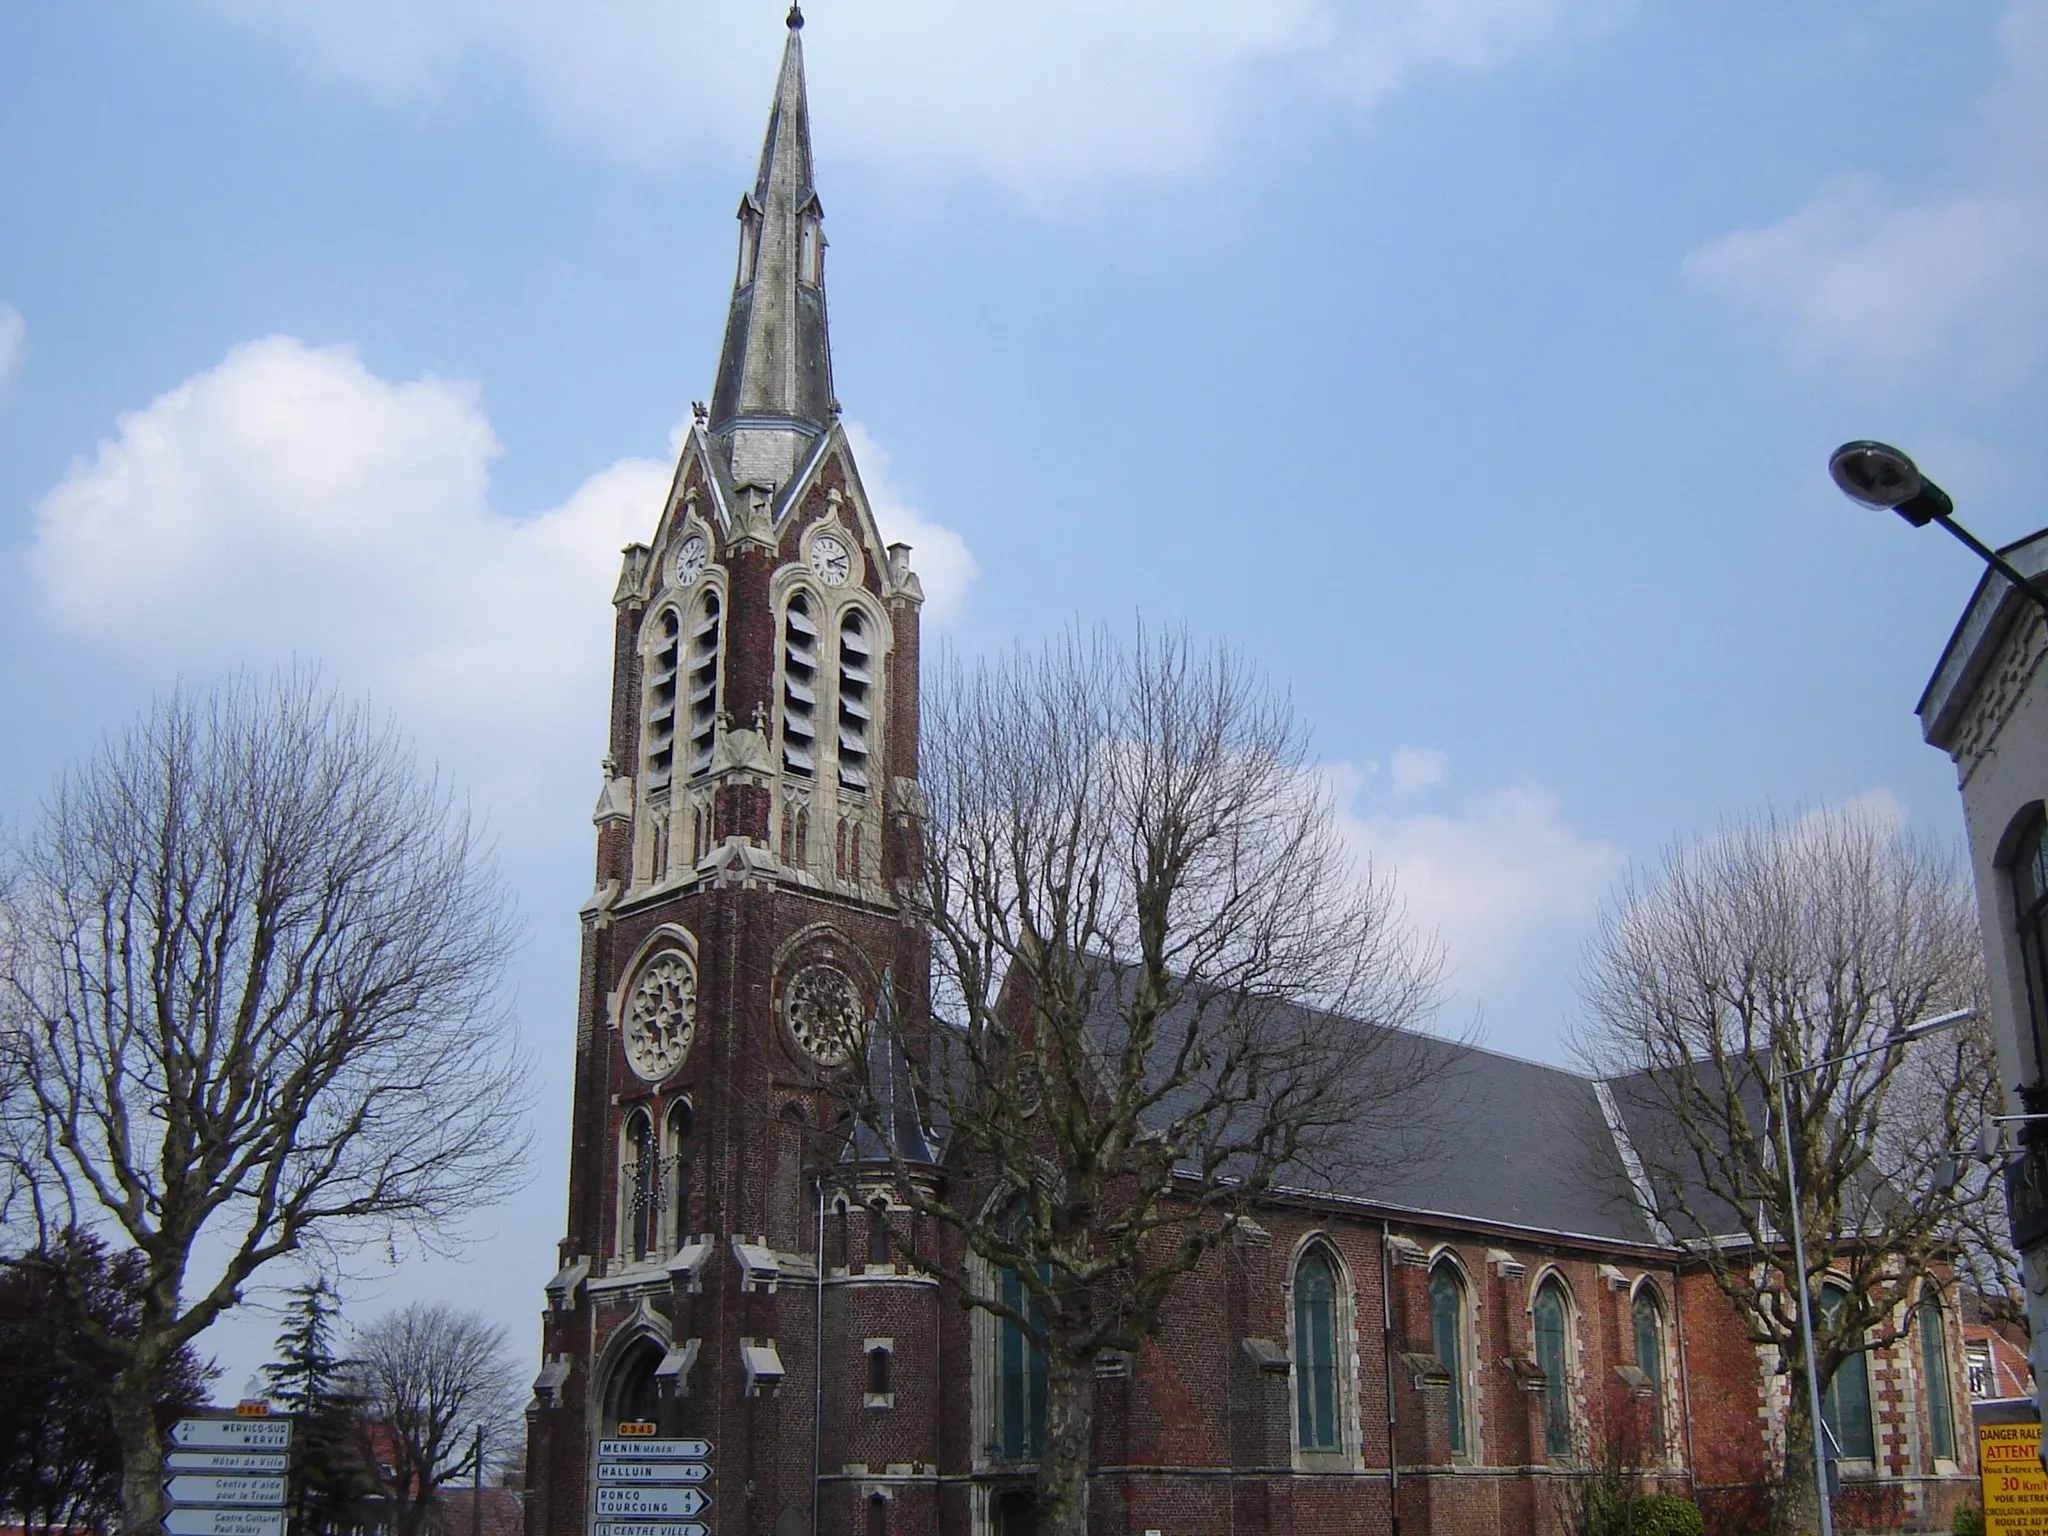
[350,1303,523,1536]
[1572,805,1984,1535]
[1885,1008,2023,1327]
[0,673,531,1536]
[852,627,1449,1536]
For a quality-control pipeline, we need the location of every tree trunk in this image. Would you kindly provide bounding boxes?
[111,1372,166,1536]
[1780,1382,1822,1536]
[1034,1356,1094,1536]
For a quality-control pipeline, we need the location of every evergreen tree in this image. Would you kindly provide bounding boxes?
[263,1280,374,1536]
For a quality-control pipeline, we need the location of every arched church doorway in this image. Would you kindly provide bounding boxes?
[600,1336,664,1434]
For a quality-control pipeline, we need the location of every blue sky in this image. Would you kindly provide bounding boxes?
[2,1,2043,1395]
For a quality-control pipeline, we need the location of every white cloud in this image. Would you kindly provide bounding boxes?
[0,304,24,391]
[1686,2,2048,380]
[1388,744,1448,796]
[1332,764,1624,993]
[190,0,1621,200]
[28,337,975,816]
[841,419,977,627]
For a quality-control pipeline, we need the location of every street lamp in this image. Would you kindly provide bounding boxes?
[1777,1006,1974,1536]
[1829,441,2048,623]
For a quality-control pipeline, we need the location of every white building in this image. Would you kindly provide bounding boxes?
[1918,527,2048,1418]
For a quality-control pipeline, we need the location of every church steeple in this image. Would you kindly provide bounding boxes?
[708,8,834,491]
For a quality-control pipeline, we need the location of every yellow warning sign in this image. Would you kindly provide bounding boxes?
[1980,1421,2048,1534]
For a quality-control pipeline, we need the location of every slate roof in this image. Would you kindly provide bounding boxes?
[1071,975,1666,1248]
[841,978,940,1167]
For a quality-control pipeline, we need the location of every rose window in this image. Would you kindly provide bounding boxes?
[624,953,697,1081]
[784,965,864,1065]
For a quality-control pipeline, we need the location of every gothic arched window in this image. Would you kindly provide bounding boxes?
[1533,1276,1574,1459]
[869,1200,891,1266]
[782,594,818,780]
[621,1108,657,1264]
[645,610,682,792]
[1293,1247,1342,1452]
[1819,1286,1875,1461]
[1918,1297,1956,1464]
[993,1204,1047,1462]
[665,1102,693,1253]
[736,200,761,287]
[867,1344,892,1397]
[1633,1285,1667,1450]
[837,609,872,795]
[798,200,824,288]
[2009,809,2048,1084]
[685,592,722,779]
[1429,1261,1469,1458]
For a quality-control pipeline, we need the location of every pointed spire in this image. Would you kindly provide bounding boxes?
[842,974,938,1167]
[708,16,835,490]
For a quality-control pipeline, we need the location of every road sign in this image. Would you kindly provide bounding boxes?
[162,1510,286,1536]
[594,1523,710,1536]
[168,1419,292,1451]
[1979,1419,2048,1534]
[164,1476,285,1508]
[594,1486,710,1520]
[165,1452,289,1475]
[596,1462,709,1486]
[597,1439,712,1461]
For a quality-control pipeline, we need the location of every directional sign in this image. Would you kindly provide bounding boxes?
[597,1462,709,1485]
[595,1523,710,1536]
[164,1476,286,1508]
[169,1419,292,1451]
[165,1452,289,1475]
[162,1509,286,1536]
[594,1486,710,1520]
[597,1439,712,1461]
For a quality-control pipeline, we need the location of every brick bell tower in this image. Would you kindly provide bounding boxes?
[525,11,942,1536]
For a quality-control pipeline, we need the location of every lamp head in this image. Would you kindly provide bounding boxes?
[1895,1006,1975,1042]
[1829,441,1953,526]
[1831,440,1924,510]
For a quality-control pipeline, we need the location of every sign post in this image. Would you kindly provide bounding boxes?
[1978,1416,2048,1534]
[162,1417,292,1536]
[591,1437,713,1536]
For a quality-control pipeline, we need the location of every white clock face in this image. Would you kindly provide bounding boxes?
[809,533,851,587]
[672,535,709,587]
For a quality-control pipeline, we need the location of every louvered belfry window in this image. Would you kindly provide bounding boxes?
[838,610,872,794]
[645,611,682,792]
[782,595,817,778]
[685,594,721,778]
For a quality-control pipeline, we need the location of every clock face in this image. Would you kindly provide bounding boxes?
[623,953,697,1081]
[783,964,863,1066]
[809,533,851,587]
[672,535,709,587]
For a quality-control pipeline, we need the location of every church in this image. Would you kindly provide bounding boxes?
[521,16,1979,1536]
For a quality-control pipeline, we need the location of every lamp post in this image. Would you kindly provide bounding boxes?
[1777,1006,1974,1536]
[1829,441,2048,622]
